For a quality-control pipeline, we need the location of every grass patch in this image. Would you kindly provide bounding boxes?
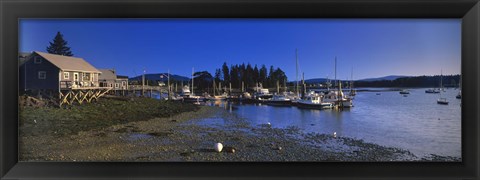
[19,97,198,137]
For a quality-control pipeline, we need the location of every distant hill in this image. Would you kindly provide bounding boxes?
[354,75,460,88]
[357,75,410,82]
[299,78,348,84]
[129,73,190,82]
[296,75,410,84]
[304,78,329,84]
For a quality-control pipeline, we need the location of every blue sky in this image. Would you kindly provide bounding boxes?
[19,19,461,80]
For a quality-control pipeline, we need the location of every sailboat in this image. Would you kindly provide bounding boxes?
[297,93,333,109]
[322,57,353,108]
[437,70,449,105]
[266,80,292,106]
[207,80,227,101]
[456,75,461,99]
[348,68,356,97]
[183,67,204,104]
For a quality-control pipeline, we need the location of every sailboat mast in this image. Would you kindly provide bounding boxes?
[192,67,194,95]
[168,69,170,98]
[441,69,443,90]
[303,72,306,95]
[334,56,337,87]
[296,48,299,97]
[351,67,353,91]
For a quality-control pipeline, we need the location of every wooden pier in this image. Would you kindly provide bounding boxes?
[108,85,170,98]
[57,84,171,106]
[59,86,112,106]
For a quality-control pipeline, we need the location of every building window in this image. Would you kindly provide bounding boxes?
[83,73,91,81]
[63,72,69,79]
[115,83,119,88]
[38,71,46,79]
[34,56,42,64]
[122,81,126,87]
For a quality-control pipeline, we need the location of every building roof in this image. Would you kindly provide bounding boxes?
[19,52,33,65]
[117,75,129,79]
[19,52,32,58]
[34,51,101,73]
[98,69,117,80]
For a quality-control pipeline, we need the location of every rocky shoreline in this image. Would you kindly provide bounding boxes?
[19,101,461,162]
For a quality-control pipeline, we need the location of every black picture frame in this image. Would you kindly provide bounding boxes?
[1,0,479,179]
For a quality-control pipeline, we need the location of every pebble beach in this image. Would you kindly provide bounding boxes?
[19,98,459,162]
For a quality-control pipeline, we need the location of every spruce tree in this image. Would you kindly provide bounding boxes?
[46,31,74,56]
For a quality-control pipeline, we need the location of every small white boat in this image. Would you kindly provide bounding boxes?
[437,97,449,105]
[322,90,353,108]
[297,95,333,109]
[181,85,204,103]
[425,89,440,93]
[254,88,273,100]
[207,92,228,101]
[399,89,410,94]
[266,95,292,106]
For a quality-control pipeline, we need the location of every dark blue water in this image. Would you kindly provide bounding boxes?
[203,88,461,158]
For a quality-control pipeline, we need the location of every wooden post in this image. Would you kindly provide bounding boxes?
[142,69,145,96]
[277,80,279,94]
[213,79,216,96]
[242,81,244,92]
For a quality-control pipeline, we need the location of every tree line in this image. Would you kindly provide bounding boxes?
[353,75,461,88]
[214,62,288,90]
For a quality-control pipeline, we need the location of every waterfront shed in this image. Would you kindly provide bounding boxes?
[98,69,129,90]
[19,51,102,93]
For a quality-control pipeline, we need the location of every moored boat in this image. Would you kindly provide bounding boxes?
[399,89,410,94]
[297,95,333,109]
[425,89,440,93]
[437,97,449,105]
[265,95,292,106]
[322,90,353,108]
[436,70,449,105]
[254,88,273,100]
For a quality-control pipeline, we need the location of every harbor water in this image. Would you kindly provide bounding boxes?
[151,88,461,159]
[202,88,461,159]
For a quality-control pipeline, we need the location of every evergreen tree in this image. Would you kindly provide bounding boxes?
[267,65,275,87]
[259,65,268,87]
[239,63,246,87]
[253,65,259,85]
[230,65,240,88]
[245,64,254,87]
[46,31,74,56]
[214,69,222,83]
[222,62,230,84]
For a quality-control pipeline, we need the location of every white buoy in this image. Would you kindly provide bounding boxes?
[34,119,37,124]
[214,143,223,152]
[267,122,271,126]
[333,132,337,138]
